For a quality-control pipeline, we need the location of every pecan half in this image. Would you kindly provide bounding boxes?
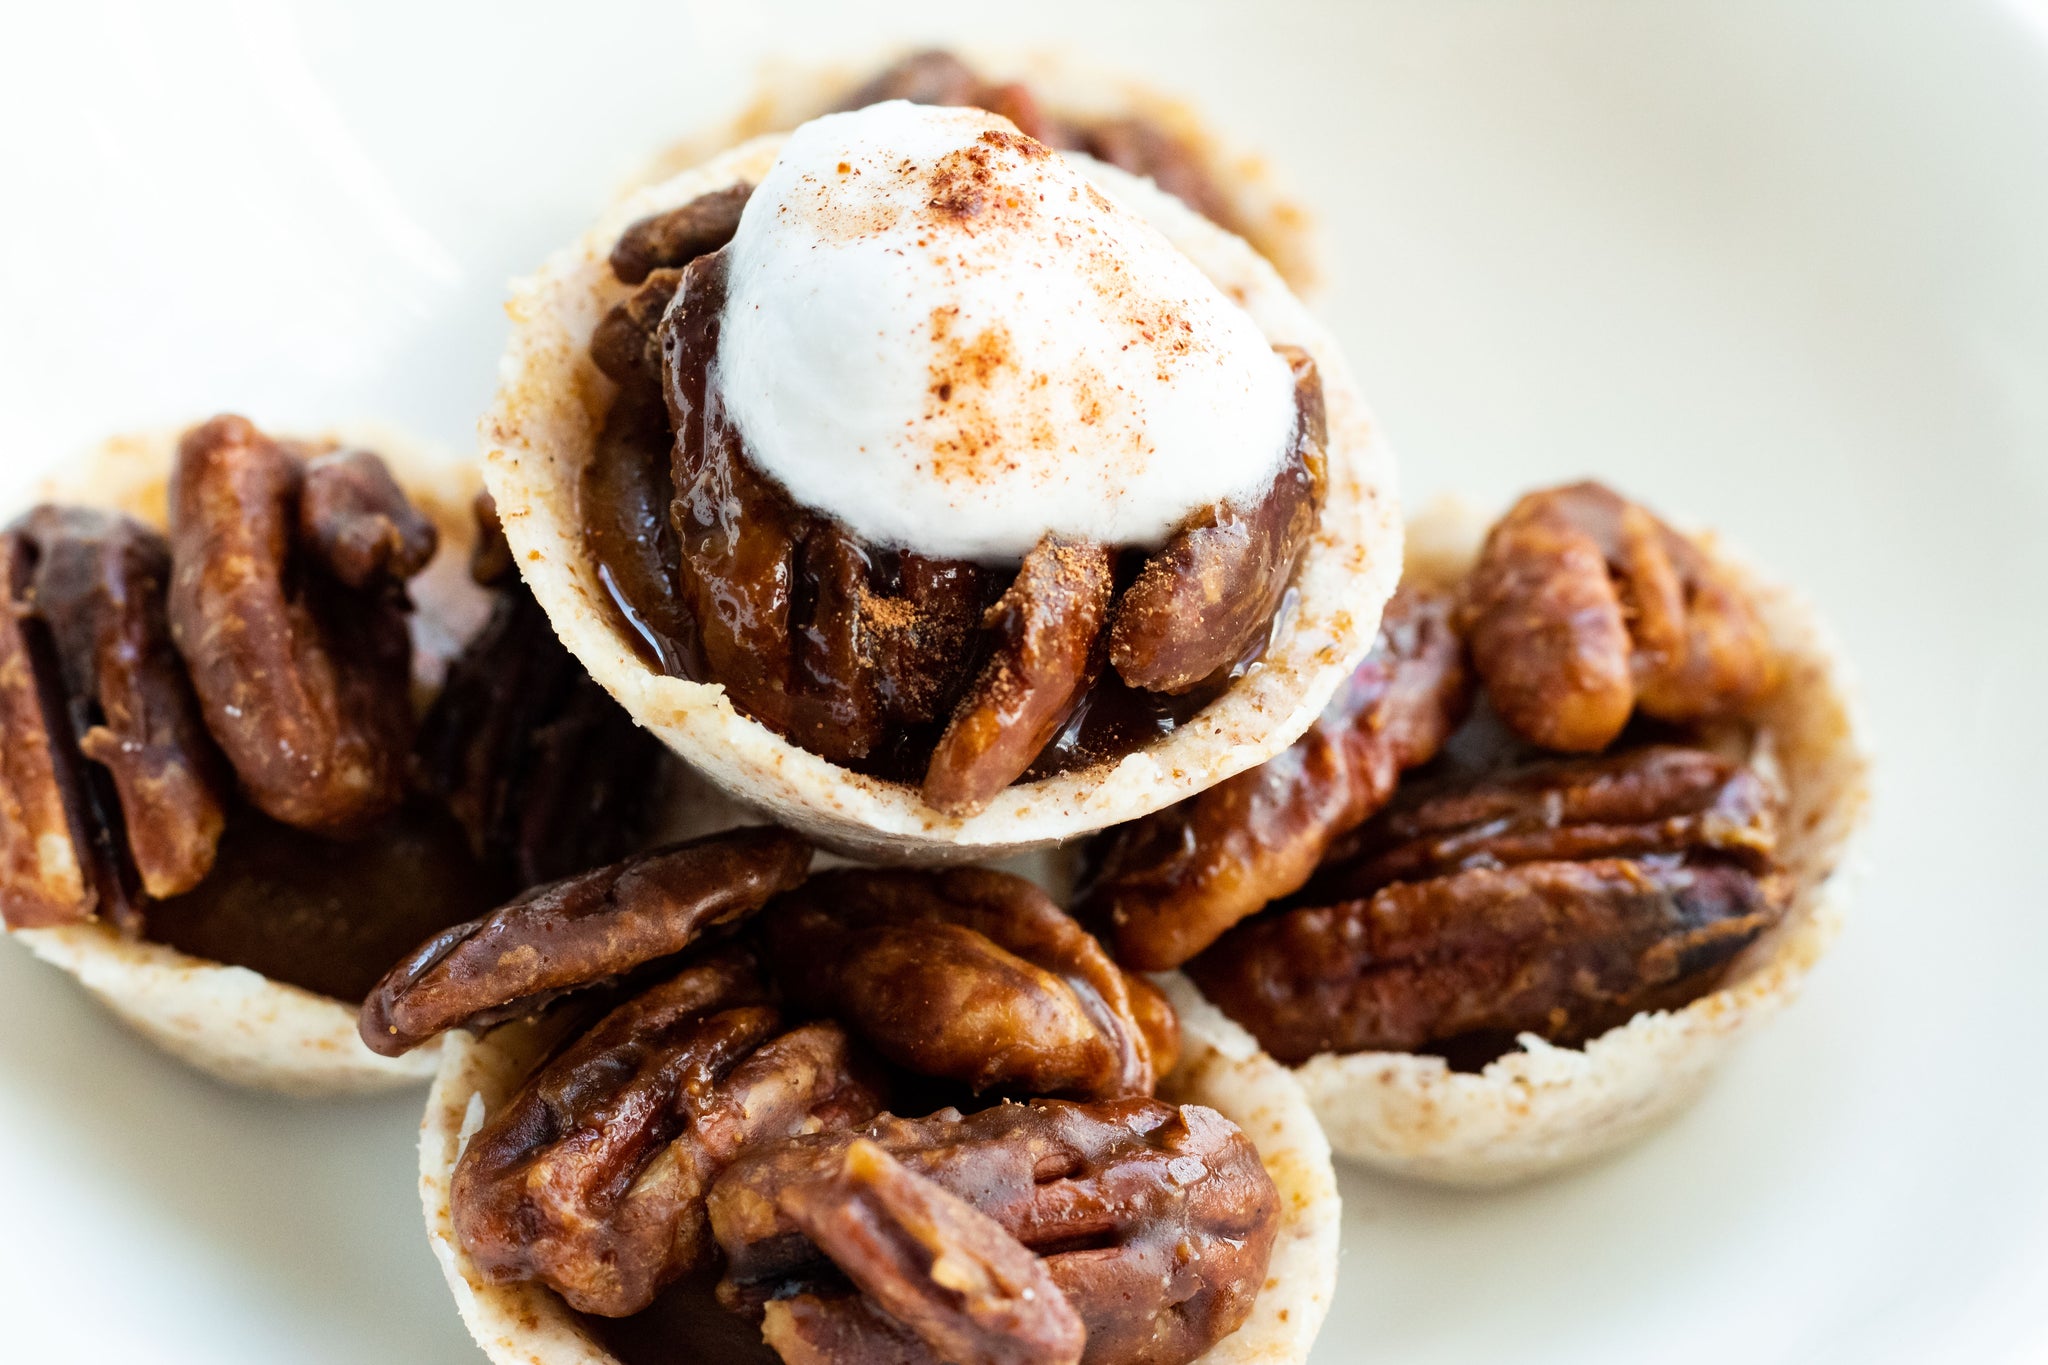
[358,827,811,1055]
[789,522,886,761]
[1458,482,1779,752]
[865,552,988,730]
[582,389,694,675]
[1310,743,1778,902]
[758,868,1178,1100]
[610,183,755,286]
[1081,585,1469,970]
[760,1139,1084,1365]
[591,268,683,401]
[468,490,515,589]
[297,448,439,590]
[1109,347,1326,695]
[713,1098,1279,1365]
[451,947,885,1317]
[1,508,230,928]
[1189,856,1789,1065]
[416,540,667,891]
[661,250,817,745]
[167,415,425,834]
[922,535,1115,816]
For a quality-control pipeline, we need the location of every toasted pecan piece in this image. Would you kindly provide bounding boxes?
[714,1098,1278,1365]
[358,827,812,1055]
[1109,346,1326,695]
[760,1140,1085,1365]
[1310,743,1779,903]
[2,508,231,929]
[1190,855,1789,1065]
[1458,482,1779,752]
[451,947,884,1317]
[1083,585,1469,969]
[759,867,1177,1100]
[922,535,1114,816]
[610,183,754,286]
[167,415,424,834]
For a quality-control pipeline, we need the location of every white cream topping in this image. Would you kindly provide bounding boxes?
[713,101,1297,562]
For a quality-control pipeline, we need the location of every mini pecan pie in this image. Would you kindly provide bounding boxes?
[1086,489,1868,1186]
[634,49,1323,298]
[0,420,671,1095]
[486,102,1399,860]
[397,850,1338,1365]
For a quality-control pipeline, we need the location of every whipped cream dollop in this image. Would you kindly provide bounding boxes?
[713,100,1299,562]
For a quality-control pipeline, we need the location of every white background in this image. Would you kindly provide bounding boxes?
[3,2,2046,1361]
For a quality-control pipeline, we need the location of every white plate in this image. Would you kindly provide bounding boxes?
[2,2,2045,1361]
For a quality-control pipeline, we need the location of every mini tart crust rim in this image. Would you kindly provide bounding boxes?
[1256,498,1872,1187]
[484,134,1401,863]
[5,425,489,1097]
[630,46,1326,299]
[416,973,1339,1365]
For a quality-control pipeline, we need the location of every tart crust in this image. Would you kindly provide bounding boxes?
[6,426,493,1096]
[484,135,1400,863]
[632,48,1325,299]
[416,973,1339,1365]
[1274,499,1872,1186]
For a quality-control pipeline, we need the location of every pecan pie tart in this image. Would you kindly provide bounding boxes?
[0,419,677,1094]
[1077,487,1869,1184]
[485,101,1399,859]
[385,837,1338,1365]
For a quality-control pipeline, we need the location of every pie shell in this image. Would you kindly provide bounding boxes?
[6,426,493,1096]
[1278,498,1872,1186]
[482,133,1402,863]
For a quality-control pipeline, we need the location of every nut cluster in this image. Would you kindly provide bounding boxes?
[1,421,665,1011]
[375,828,1279,1365]
[1091,481,1793,1067]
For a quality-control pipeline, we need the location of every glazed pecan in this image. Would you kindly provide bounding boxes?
[1309,743,1778,903]
[1190,855,1788,1064]
[417,499,667,891]
[468,490,515,588]
[451,946,885,1317]
[296,449,438,590]
[1458,482,1779,752]
[591,268,683,401]
[582,390,694,675]
[1109,347,1326,696]
[167,415,425,834]
[758,867,1178,1100]
[661,249,884,761]
[358,827,811,1055]
[1082,585,1469,970]
[713,1098,1279,1365]
[922,534,1115,816]
[759,1139,1085,1365]
[610,183,754,286]
[1,508,230,929]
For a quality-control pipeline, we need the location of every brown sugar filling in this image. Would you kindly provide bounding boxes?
[581,187,1323,813]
